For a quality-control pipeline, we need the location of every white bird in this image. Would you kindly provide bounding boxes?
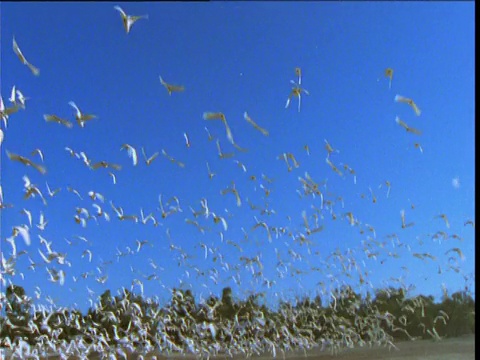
[20,208,33,227]
[88,190,105,202]
[160,76,185,95]
[5,236,17,258]
[395,116,422,135]
[8,85,17,104]
[136,239,150,252]
[13,225,31,246]
[141,147,159,166]
[13,36,40,76]
[244,111,269,136]
[67,186,83,200]
[121,144,138,166]
[15,89,29,108]
[92,203,111,222]
[82,249,93,263]
[44,114,73,128]
[204,126,215,141]
[212,213,228,231]
[395,94,421,116]
[1,95,20,128]
[46,267,65,285]
[285,80,309,112]
[203,112,235,145]
[31,148,44,163]
[109,172,117,184]
[206,162,216,180]
[68,101,97,127]
[183,132,191,148]
[36,212,48,231]
[114,6,148,34]
[6,151,46,174]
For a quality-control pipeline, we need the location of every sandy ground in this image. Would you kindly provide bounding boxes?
[0,335,474,359]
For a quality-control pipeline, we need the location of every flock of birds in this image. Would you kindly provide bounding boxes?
[0,5,475,359]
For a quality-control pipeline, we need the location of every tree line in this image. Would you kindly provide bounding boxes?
[0,284,475,354]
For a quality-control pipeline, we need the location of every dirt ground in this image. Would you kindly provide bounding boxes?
[268,334,475,360]
[0,335,474,359]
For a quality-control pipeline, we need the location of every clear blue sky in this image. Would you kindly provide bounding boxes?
[1,2,475,311]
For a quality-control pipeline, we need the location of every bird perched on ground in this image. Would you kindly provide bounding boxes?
[114,6,148,34]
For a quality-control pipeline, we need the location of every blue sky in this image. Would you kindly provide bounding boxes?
[1,2,475,311]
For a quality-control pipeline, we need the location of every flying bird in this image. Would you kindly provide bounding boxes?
[206,162,216,179]
[295,67,302,85]
[114,6,148,34]
[31,148,45,163]
[13,225,31,246]
[244,112,269,136]
[324,139,339,156]
[445,248,465,261]
[15,89,29,109]
[204,127,215,141]
[120,144,138,166]
[326,157,343,177]
[435,213,450,229]
[44,114,73,128]
[395,95,421,116]
[400,209,414,229]
[220,182,242,207]
[159,76,185,95]
[395,116,422,135]
[303,145,310,156]
[385,68,393,89]
[45,182,61,197]
[203,112,235,145]
[141,147,159,166]
[8,86,17,105]
[90,161,122,170]
[183,133,191,148]
[142,147,160,166]
[13,36,40,76]
[285,80,309,112]
[161,149,185,168]
[1,95,20,127]
[6,151,46,174]
[414,143,424,153]
[68,101,97,127]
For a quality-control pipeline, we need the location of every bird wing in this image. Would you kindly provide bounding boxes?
[114,6,127,18]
